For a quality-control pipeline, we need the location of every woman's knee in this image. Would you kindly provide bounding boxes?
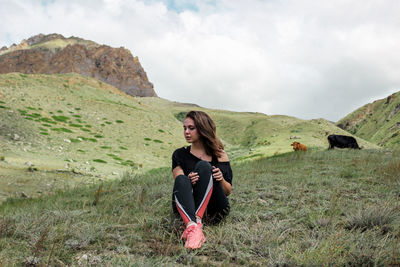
[194,160,212,172]
[173,174,191,189]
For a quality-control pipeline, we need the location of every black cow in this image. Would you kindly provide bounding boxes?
[327,134,360,149]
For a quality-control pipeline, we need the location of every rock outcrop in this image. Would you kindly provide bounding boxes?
[0,34,156,97]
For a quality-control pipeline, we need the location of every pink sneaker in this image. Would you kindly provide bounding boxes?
[181,224,205,249]
[181,224,196,240]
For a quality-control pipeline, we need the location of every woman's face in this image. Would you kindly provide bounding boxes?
[183,117,200,143]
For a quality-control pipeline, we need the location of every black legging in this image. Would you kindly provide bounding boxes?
[172,161,230,224]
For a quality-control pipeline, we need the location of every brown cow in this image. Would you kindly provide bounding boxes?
[291,141,307,151]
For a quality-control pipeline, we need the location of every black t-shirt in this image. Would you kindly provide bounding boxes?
[172,146,233,185]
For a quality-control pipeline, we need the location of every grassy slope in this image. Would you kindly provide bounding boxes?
[0,149,399,266]
[0,73,378,201]
[0,73,186,200]
[337,91,400,147]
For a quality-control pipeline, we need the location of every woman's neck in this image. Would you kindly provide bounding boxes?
[190,141,211,160]
[190,141,205,152]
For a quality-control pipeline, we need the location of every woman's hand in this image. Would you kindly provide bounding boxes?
[188,172,199,185]
[213,166,232,196]
[212,166,224,181]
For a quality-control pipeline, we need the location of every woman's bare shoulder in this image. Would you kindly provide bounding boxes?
[218,150,229,162]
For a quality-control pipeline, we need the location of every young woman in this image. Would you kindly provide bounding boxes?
[171,111,233,249]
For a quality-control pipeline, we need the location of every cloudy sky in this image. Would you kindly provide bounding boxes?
[1,0,399,121]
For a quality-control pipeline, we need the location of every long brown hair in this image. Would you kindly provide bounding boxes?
[185,111,224,159]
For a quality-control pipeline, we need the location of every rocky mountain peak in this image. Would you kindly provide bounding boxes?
[0,33,156,97]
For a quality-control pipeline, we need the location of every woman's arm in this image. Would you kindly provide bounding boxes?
[212,166,232,196]
[213,150,232,196]
[172,166,184,179]
[221,178,232,196]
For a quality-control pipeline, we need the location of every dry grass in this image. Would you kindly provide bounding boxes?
[1,149,399,266]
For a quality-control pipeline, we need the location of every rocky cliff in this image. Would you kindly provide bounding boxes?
[0,33,156,97]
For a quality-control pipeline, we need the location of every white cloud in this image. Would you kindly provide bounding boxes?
[1,0,400,121]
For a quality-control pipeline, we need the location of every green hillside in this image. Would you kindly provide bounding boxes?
[0,73,378,201]
[337,91,400,148]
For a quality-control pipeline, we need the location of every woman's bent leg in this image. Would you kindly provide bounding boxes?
[206,180,230,224]
[172,172,207,249]
[172,175,196,225]
[172,161,214,224]
[192,161,214,219]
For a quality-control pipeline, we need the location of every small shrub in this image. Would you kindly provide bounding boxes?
[153,139,163,143]
[174,111,186,122]
[77,149,85,153]
[88,138,97,142]
[69,123,82,128]
[81,128,91,132]
[85,125,92,128]
[27,107,36,110]
[0,105,6,109]
[52,115,70,123]
[18,109,27,115]
[345,205,398,232]
[116,120,124,123]
[144,137,151,141]
[0,156,5,161]
[94,134,104,138]
[40,118,57,124]
[70,138,81,143]
[105,121,112,125]
[75,107,81,111]
[57,110,63,113]
[119,146,128,150]
[120,160,137,167]
[100,146,112,149]
[51,128,73,133]
[93,159,107,163]
[30,113,42,118]
[107,153,123,161]
[72,115,81,118]
[40,132,49,136]
[28,166,38,172]
[158,129,165,133]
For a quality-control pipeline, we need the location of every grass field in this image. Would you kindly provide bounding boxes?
[1,149,399,266]
[1,73,396,266]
